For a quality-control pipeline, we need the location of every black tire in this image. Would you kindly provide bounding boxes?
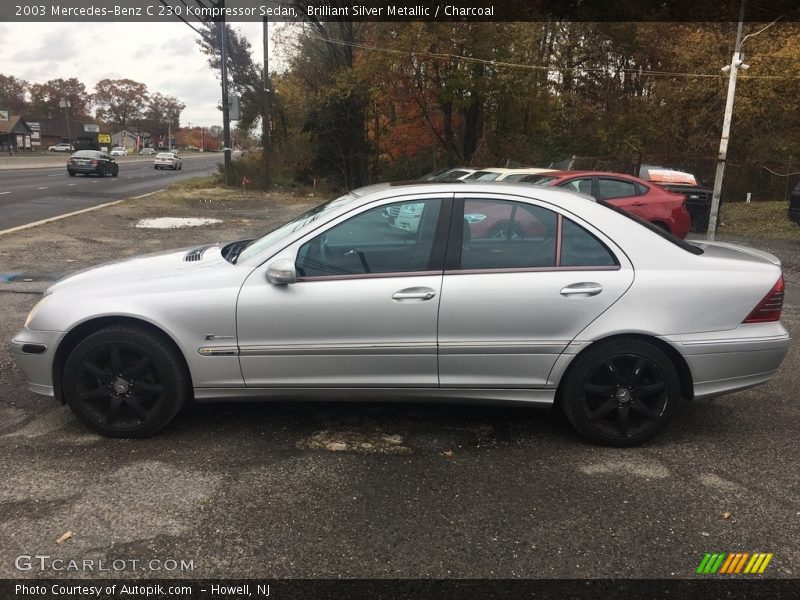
[560,339,682,447]
[112,165,119,177]
[68,170,75,177]
[62,325,190,438]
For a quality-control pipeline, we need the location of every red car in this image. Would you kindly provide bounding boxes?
[522,171,692,238]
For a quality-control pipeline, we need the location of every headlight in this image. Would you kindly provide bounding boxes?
[24,296,50,328]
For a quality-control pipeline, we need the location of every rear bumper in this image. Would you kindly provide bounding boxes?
[662,322,790,399]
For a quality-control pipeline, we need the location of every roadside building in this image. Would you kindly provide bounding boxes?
[0,113,34,153]
[112,129,149,152]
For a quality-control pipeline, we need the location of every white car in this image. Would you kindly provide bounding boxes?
[464,168,556,182]
[48,143,73,152]
[110,147,128,157]
[154,152,182,170]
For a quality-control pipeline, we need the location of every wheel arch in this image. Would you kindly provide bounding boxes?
[51,315,193,403]
[553,333,694,407]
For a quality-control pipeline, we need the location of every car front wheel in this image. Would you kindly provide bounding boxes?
[560,339,682,447]
[62,325,190,438]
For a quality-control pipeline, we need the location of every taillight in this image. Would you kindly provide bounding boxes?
[743,276,785,323]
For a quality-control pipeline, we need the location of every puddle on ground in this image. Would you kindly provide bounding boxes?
[135,217,222,229]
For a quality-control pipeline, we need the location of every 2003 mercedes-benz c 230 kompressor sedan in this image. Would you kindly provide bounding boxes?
[12,183,790,446]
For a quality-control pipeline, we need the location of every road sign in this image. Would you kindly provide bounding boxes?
[97,133,111,144]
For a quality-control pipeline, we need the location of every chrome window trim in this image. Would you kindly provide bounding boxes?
[296,269,443,282]
[444,266,621,276]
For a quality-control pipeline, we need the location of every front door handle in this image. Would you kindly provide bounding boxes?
[560,282,603,297]
[392,287,437,301]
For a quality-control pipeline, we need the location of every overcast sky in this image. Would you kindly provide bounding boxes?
[0,21,282,128]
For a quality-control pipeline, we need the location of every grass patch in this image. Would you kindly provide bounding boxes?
[719,201,798,240]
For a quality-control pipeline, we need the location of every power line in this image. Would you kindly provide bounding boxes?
[304,32,800,80]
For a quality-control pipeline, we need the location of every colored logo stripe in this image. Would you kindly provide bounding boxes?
[697,552,773,574]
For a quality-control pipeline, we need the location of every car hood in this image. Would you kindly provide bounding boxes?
[46,244,228,295]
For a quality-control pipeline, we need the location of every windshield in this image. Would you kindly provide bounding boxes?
[465,171,502,181]
[233,193,358,264]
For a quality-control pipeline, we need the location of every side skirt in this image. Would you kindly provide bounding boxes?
[192,387,555,407]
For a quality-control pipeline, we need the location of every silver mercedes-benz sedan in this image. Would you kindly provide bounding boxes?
[11,183,790,445]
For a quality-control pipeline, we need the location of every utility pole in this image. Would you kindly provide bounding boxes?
[219,8,232,186]
[168,121,172,152]
[706,0,747,240]
[59,98,72,149]
[262,15,272,190]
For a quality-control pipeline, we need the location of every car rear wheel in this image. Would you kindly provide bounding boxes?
[112,165,119,177]
[68,170,75,177]
[63,325,190,438]
[560,339,681,447]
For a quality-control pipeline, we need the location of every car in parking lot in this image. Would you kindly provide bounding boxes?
[66,150,119,177]
[110,147,128,157]
[154,152,182,170]
[522,171,692,238]
[11,182,789,446]
[464,167,556,182]
[48,142,73,152]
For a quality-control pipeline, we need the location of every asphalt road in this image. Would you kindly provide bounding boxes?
[0,154,221,231]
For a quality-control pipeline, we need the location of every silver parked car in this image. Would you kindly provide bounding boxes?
[11,183,790,445]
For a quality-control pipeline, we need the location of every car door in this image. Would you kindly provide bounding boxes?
[437,193,634,387]
[236,195,452,387]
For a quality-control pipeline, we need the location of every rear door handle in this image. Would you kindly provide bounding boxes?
[392,287,437,301]
[560,282,603,297]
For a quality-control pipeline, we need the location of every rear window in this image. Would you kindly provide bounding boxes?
[72,150,101,158]
[599,200,703,255]
[522,175,558,185]
[156,153,174,158]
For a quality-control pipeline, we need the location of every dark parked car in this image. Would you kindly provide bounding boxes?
[789,181,800,225]
[523,171,692,239]
[67,150,119,177]
[639,165,713,233]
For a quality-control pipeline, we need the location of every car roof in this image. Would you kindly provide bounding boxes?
[349,181,597,205]
[542,170,644,179]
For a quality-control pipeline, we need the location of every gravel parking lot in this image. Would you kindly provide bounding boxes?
[1,189,799,580]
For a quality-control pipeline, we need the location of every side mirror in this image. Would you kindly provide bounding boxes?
[266,258,296,285]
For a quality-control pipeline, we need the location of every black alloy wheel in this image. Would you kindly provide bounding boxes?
[63,325,189,437]
[560,339,681,446]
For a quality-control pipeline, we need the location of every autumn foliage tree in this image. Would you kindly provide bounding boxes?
[93,79,149,129]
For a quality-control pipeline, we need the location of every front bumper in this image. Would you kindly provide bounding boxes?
[10,328,65,397]
[662,322,790,399]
